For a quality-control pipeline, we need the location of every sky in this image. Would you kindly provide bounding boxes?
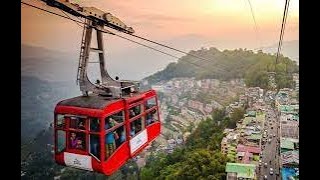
[21,0,299,80]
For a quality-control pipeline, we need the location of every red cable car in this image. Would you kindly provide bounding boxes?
[45,1,162,175]
[54,89,161,175]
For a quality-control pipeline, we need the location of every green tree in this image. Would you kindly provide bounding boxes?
[228,107,245,128]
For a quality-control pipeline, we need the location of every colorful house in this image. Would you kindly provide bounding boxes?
[281,150,299,167]
[280,138,298,153]
[226,163,256,180]
[237,144,261,163]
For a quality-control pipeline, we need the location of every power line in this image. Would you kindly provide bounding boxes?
[21,1,229,73]
[114,34,180,60]
[245,0,260,48]
[280,0,291,55]
[21,1,218,65]
[21,1,85,24]
[21,2,180,58]
[279,0,290,74]
[126,34,245,73]
[58,13,225,72]
[23,2,181,65]
[283,0,291,73]
[55,9,218,72]
[275,0,290,66]
[60,9,84,28]
[128,34,215,63]
[112,33,228,73]
[117,32,232,72]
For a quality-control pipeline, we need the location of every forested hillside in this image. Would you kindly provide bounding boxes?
[145,48,298,89]
[140,109,243,179]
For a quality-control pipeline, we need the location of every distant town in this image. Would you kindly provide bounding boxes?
[136,73,299,180]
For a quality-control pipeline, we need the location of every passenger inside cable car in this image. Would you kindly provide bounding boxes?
[90,118,100,132]
[129,105,141,119]
[69,131,86,150]
[146,111,155,125]
[104,110,125,158]
[78,121,85,130]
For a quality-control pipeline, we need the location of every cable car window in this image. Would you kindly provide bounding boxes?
[105,116,121,130]
[146,109,158,126]
[90,118,100,132]
[146,97,156,109]
[56,114,65,128]
[110,111,124,124]
[105,126,123,160]
[130,117,144,137]
[69,131,86,150]
[57,130,66,153]
[129,105,141,118]
[115,126,126,148]
[69,117,86,130]
[89,134,100,160]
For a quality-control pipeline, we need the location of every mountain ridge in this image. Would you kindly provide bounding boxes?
[143,47,298,89]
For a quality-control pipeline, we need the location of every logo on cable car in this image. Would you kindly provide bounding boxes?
[130,130,148,154]
[64,152,93,171]
[73,158,82,166]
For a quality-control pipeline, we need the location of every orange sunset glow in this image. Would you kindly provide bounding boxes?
[22,0,298,52]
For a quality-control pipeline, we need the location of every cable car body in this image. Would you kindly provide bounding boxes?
[54,89,161,175]
[38,0,161,175]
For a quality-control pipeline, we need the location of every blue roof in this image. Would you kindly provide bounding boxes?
[282,167,298,180]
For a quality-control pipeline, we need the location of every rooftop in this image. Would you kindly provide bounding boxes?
[281,150,299,166]
[280,138,298,150]
[243,117,255,125]
[246,134,262,140]
[237,144,261,154]
[242,152,253,164]
[279,105,295,113]
[247,111,256,117]
[226,132,239,140]
[223,128,235,134]
[281,167,299,180]
[225,163,256,179]
[281,125,299,139]
[256,114,265,122]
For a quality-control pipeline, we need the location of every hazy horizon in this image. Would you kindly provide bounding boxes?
[21,39,298,82]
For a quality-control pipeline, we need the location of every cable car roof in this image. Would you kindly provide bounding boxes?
[57,91,149,109]
[57,93,119,109]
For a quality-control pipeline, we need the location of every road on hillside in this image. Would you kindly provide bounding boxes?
[257,107,280,180]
